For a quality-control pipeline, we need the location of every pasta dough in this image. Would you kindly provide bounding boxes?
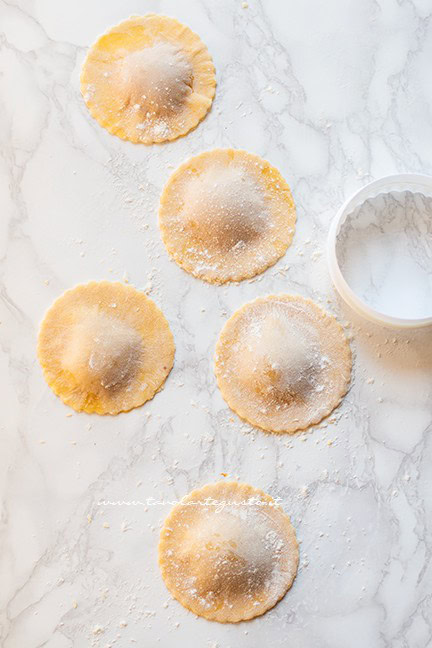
[37,281,174,415]
[158,481,299,623]
[215,295,352,433]
[159,149,296,283]
[80,14,216,144]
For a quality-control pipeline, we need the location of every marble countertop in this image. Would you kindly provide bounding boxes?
[1,1,432,646]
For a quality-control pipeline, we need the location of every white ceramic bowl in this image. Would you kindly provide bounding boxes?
[327,173,432,328]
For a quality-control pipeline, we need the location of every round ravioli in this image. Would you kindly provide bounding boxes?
[159,481,299,623]
[37,282,174,415]
[80,14,216,144]
[159,149,296,283]
[215,295,352,433]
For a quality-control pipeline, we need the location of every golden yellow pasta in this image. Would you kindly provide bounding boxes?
[80,14,216,144]
[215,295,352,433]
[159,149,296,283]
[37,281,174,415]
[159,481,299,623]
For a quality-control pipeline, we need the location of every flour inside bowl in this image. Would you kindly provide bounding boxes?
[336,191,432,320]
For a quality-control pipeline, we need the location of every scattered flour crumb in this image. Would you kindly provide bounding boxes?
[92,625,104,635]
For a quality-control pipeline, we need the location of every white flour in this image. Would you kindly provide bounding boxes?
[336,190,432,319]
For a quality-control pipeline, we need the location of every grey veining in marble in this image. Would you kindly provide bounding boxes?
[1,1,432,647]
[336,190,432,319]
